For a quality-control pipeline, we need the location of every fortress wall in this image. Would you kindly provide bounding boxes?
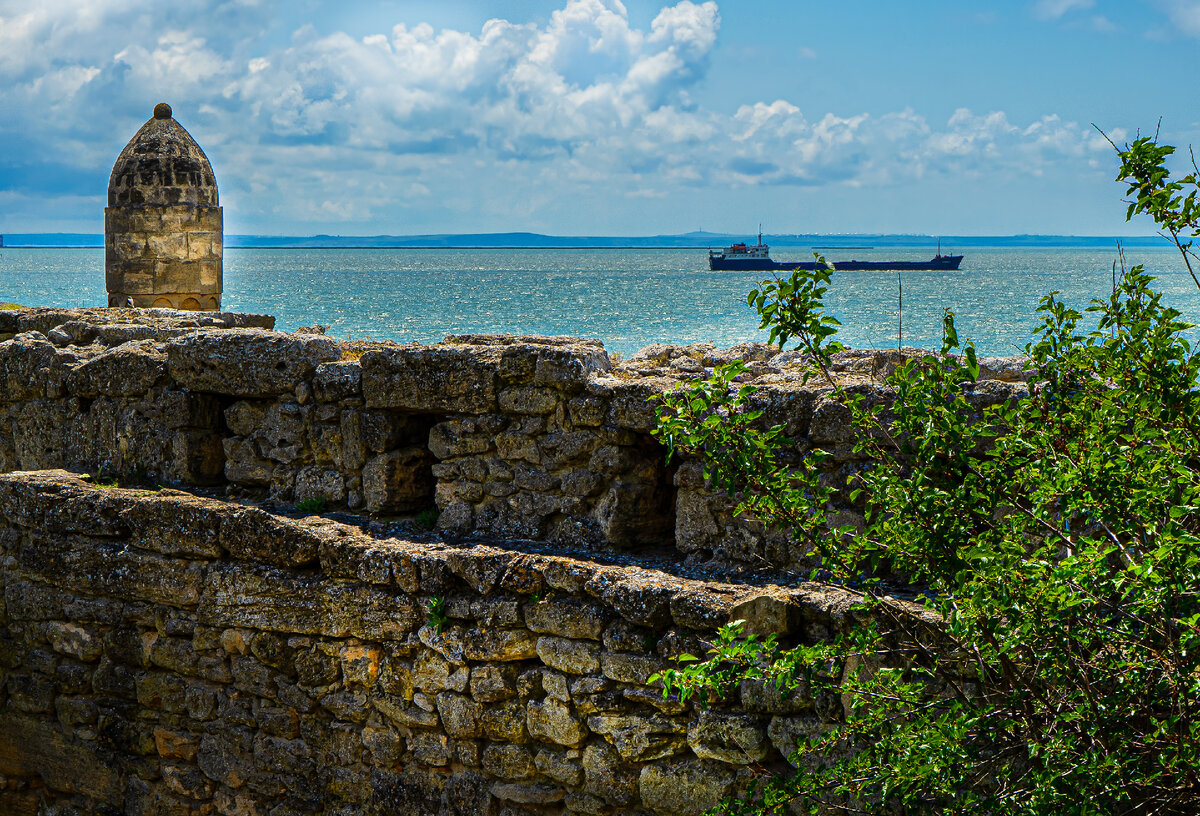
[0,307,1030,573]
[0,470,876,816]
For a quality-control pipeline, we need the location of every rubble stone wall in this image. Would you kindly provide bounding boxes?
[0,307,1031,573]
[0,470,873,816]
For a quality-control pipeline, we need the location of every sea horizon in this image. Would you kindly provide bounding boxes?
[0,231,1170,250]
[2,244,1194,358]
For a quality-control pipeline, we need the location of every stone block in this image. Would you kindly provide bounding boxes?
[462,628,538,662]
[582,740,638,806]
[727,590,805,637]
[295,466,347,505]
[65,339,168,397]
[638,759,735,816]
[428,420,492,458]
[469,663,518,702]
[436,692,484,738]
[687,710,769,765]
[523,595,609,638]
[593,377,671,432]
[361,345,501,412]
[586,570,676,629]
[13,531,202,607]
[668,584,739,631]
[361,447,436,513]
[526,697,587,747]
[313,361,362,402]
[219,506,322,568]
[482,743,535,780]
[586,713,687,762]
[200,562,419,640]
[536,636,601,675]
[481,701,529,743]
[499,386,560,415]
[0,715,124,806]
[766,715,834,768]
[168,328,340,397]
[122,492,224,558]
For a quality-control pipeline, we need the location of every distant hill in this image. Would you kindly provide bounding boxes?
[0,232,1168,249]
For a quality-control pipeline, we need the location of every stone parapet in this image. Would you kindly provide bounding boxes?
[0,308,1029,572]
[0,470,882,816]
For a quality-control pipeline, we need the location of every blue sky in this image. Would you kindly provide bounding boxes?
[0,0,1197,236]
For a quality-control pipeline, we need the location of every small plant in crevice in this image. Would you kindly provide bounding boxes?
[416,507,439,530]
[295,497,326,514]
[83,472,120,489]
[641,633,658,655]
[426,596,448,634]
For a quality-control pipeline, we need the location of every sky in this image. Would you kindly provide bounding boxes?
[0,0,1197,237]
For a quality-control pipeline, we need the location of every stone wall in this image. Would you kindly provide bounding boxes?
[105,206,223,309]
[0,307,1030,573]
[0,470,875,816]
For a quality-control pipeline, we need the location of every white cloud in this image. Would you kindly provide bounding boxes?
[0,0,1138,233]
[1034,0,1095,20]
[1158,0,1200,35]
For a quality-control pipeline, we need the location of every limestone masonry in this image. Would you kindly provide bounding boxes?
[0,307,1014,814]
[105,104,223,311]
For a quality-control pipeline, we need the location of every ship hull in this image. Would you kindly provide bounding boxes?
[708,255,964,272]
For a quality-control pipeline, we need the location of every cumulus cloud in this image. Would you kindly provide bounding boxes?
[1158,0,1200,35]
[1034,0,1095,20]
[0,0,1130,232]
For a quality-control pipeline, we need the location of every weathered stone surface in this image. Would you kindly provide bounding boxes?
[65,339,168,397]
[436,692,483,738]
[200,563,419,639]
[586,571,676,629]
[687,710,769,764]
[462,628,538,662]
[122,492,224,558]
[587,713,687,762]
[219,506,322,568]
[600,652,660,686]
[537,636,601,675]
[362,447,435,513]
[638,759,736,816]
[489,781,566,804]
[481,743,535,780]
[582,740,638,806]
[313,360,362,402]
[0,331,954,816]
[525,599,608,640]
[361,345,501,412]
[527,697,587,747]
[767,715,834,768]
[14,530,202,607]
[728,590,805,637]
[481,701,529,743]
[0,715,124,805]
[168,328,340,397]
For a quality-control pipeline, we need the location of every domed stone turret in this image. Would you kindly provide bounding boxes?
[105,103,223,310]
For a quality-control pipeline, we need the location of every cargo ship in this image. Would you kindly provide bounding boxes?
[708,232,963,271]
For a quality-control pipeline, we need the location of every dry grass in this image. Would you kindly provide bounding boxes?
[0,302,24,310]
[339,338,407,361]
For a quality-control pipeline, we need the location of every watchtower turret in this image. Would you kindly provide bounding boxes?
[105,103,222,310]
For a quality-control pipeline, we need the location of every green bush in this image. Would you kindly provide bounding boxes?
[652,134,1200,815]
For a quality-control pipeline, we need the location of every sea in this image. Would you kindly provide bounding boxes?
[1,245,1196,358]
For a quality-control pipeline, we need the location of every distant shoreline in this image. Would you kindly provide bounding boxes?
[0,232,1171,250]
